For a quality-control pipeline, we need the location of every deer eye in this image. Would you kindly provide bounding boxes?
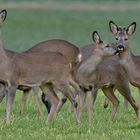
[116,38,118,40]
[124,38,128,41]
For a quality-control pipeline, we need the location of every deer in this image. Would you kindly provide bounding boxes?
[21,39,81,113]
[0,9,82,125]
[0,10,81,116]
[73,31,139,123]
[80,45,129,110]
[109,21,140,120]
[42,36,138,123]
[19,39,81,115]
[2,50,45,116]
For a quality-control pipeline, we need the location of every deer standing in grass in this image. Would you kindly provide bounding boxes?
[74,31,139,123]
[0,9,81,125]
[43,33,138,123]
[20,39,81,115]
[109,21,140,120]
[80,45,129,110]
[0,10,81,116]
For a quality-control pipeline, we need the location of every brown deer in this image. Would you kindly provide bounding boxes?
[44,42,138,123]
[0,9,81,125]
[109,21,140,120]
[74,31,139,123]
[74,31,118,122]
[80,45,129,110]
[42,36,138,123]
[19,39,81,115]
[2,50,44,116]
[0,10,81,116]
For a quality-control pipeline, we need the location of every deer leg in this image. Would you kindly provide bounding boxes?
[87,85,98,123]
[55,96,67,114]
[124,98,129,111]
[78,89,86,121]
[32,87,44,116]
[55,81,80,124]
[46,85,63,116]
[69,78,86,122]
[19,89,30,114]
[102,87,119,123]
[117,85,138,120]
[6,86,16,125]
[40,84,59,123]
[122,81,130,111]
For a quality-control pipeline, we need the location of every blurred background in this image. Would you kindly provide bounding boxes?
[0,0,140,54]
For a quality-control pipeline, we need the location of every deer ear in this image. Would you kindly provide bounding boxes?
[109,21,118,35]
[126,22,136,35]
[0,9,7,24]
[92,31,102,45]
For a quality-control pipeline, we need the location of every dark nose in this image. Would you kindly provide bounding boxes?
[117,45,124,51]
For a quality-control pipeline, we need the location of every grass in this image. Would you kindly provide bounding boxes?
[1,2,140,140]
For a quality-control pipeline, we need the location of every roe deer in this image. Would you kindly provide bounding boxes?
[2,50,44,116]
[109,21,140,120]
[42,34,137,123]
[74,31,118,122]
[20,39,81,115]
[0,10,81,116]
[80,45,130,110]
[74,31,138,123]
[0,9,81,125]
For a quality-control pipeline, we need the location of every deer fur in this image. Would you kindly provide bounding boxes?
[42,36,138,123]
[0,9,81,125]
[21,39,80,114]
[109,21,140,120]
[75,37,138,122]
[74,31,121,122]
[0,11,81,116]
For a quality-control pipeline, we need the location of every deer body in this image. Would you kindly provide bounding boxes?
[27,39,80,67]
[75,44,134,122]
[81,45,131,110]
[0,10,80,125]
[0,49,45,116]
[109,21,140,120]
[19,39,80,115]
[0,28,80,116]
[73,32,125,122]
[43,42,136,123]
[119,51,140,86]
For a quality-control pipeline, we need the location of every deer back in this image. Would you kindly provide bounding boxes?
[26,39,81,67]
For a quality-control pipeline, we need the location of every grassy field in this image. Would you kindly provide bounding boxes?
[1,1,140,140]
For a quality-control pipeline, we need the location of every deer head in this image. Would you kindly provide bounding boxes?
[92,31,117,57]
[109,21,136,53]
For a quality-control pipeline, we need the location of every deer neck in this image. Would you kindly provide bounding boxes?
[0,31,9,61]
[76,49,104,84]
[0,30,11,82]
[119,45,140,82]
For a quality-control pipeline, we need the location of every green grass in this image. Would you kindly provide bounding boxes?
[0,89,140,140]
[1,3,140,140]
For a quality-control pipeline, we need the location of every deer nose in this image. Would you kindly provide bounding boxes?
[117,45,124,51]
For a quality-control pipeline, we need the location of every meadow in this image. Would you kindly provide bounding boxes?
[0,1,140,140]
